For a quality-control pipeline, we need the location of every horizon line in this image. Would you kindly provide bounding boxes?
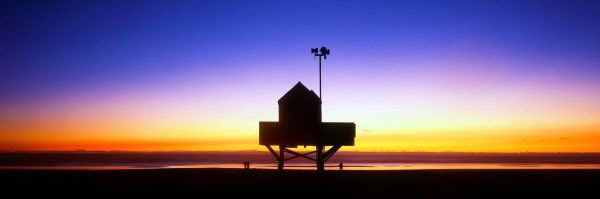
[2,150,600,155]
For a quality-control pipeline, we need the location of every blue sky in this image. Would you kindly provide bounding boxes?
[1,0,600,151]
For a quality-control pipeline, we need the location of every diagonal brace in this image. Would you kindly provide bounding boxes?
[284,149,317,161]
[265,145,280,161]
[323,145,342,162]
[284,150,317,161]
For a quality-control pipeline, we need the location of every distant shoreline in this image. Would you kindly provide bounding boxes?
[3,150,600,154]
[2,151,600,167]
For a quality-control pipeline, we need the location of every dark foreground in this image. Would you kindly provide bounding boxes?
[1,169,599,197]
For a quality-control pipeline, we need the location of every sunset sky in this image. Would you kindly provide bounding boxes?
[1,0,599,152]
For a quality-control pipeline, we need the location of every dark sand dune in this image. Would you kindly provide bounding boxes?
[1,168,598,197]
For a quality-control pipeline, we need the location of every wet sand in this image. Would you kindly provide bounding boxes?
[1,168,599,197]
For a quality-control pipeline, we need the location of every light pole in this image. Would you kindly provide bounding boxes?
[311,47,330,172]
[311,47,330,101]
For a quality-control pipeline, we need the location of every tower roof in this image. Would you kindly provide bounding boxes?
[278,81,321,105]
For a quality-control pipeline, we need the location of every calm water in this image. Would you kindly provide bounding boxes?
[2,163,600,170]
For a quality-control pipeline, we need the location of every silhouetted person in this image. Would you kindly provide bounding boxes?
[339,162,343,170]
[243,161,250,169]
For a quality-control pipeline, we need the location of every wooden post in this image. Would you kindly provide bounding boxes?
[278,145,285,170]
[316,145,324,171]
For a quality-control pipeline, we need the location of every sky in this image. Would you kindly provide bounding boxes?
[1,0,599,152]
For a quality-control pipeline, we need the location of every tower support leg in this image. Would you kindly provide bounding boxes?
[316,145,324,171]
[278,145,285,170]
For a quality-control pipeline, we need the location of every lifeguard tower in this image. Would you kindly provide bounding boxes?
[259,47,355,171]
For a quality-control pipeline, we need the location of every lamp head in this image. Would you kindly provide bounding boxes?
[319,47,330,59]
[311,48,319,54]
[319,47,328,54]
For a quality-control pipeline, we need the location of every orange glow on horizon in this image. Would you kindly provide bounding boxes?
[1,61,599,153]
[2,122,599,152]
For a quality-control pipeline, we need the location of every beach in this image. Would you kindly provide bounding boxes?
[2,168,598,197]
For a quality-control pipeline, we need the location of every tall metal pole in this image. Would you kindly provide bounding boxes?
[319,55,322,100]
[312,47,328,101]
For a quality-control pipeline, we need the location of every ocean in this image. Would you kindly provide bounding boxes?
[2,151,600,170]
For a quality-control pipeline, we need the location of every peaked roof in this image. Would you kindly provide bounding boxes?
[278,81,321,104]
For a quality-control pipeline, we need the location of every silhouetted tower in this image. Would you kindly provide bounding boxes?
[259,47,354,172]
